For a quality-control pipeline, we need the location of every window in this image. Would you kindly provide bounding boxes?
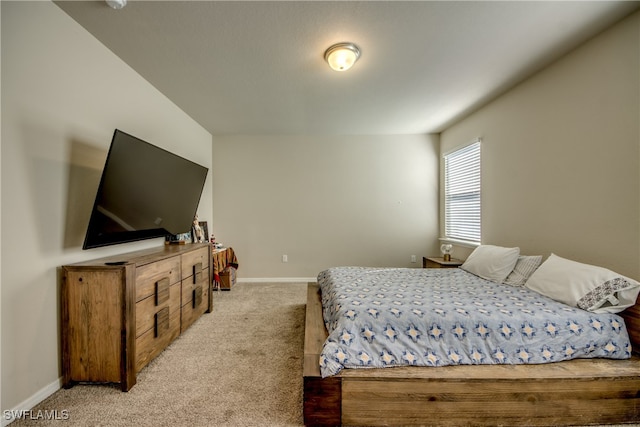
[444,140,481,243]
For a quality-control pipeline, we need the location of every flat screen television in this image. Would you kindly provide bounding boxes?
[83,129,208,249]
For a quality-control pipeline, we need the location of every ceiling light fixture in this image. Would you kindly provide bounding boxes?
[106,0,127,10]
[324,42,361,72]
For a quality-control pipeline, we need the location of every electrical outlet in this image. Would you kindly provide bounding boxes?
[411,255,417,263]
[282,254,288,263]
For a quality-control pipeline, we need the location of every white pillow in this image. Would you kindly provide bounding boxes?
[460,245,520,283]
[525,254,640,314]
[503,255,543,287]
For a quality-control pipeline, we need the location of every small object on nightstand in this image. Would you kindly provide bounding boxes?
[440,243,453,261]
[423,256,463,269]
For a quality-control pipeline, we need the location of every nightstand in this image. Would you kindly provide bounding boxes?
[423,257,463,269]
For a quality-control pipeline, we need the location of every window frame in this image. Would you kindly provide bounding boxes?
[442,139,481,245]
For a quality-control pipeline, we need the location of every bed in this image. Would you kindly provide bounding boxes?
[303,252,640,426]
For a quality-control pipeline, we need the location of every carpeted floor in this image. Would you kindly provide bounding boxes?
[12,282,307,427]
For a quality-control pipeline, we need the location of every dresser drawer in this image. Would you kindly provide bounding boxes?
[135,286,181,372]
[181,246,209,280]
[136,281,181,338]
[181,267,209,331]
[135,257,181,302]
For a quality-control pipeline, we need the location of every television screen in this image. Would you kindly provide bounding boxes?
[83,129,208,249]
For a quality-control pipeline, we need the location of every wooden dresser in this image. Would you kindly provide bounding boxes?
[61,243,211,391]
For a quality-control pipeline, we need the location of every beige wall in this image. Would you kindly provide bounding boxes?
[440,11,639,279]
[1,1,212,414]
[212,134,440,279]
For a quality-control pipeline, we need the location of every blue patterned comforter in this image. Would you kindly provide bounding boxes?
[318,267,631,377]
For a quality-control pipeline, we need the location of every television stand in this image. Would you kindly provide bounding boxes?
[61,243,211,391]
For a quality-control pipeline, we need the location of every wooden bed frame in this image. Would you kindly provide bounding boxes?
[304,282,640,426]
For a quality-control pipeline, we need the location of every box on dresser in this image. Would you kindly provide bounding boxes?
[61,243,211,391]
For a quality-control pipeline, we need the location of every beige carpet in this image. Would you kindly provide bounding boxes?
[12,282,307,427]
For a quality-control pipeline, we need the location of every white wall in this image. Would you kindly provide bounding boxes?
[1,1,212,415]
[440,11,639,279]
[212,134,440,279]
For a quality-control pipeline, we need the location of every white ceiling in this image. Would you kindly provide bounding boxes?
[55,1,639,136]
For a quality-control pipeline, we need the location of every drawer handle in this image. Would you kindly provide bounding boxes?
[155,277,170,306]
[155,307,170,338]
[193,263,202,285]
[192,285,203,308]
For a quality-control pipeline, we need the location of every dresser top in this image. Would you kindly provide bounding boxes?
[64,243,210,268]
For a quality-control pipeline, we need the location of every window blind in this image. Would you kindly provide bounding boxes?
[444,140,481,243]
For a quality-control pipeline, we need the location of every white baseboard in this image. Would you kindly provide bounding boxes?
[2,377,62,426]
[237,277,316,283]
